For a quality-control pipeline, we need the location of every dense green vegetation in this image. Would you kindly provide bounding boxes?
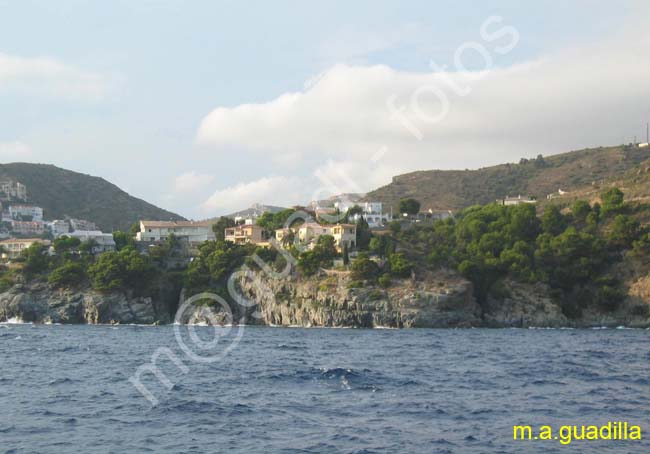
[393,188,649,317]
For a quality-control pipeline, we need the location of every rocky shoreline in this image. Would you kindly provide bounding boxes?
[1,272,649,328]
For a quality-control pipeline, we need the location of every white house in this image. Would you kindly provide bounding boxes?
[0,180,27,202]
[136,220,215,246]
[334,201,391,228]
[8,205,43,222]
[47,220,70,237]
[68,218,98,232]
[66,230,116,253]
[500,195,537,206]
[11,220,45,236]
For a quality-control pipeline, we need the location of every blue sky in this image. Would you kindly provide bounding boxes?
[1,1,649,218]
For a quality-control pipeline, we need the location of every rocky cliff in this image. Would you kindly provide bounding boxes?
[233,270,482,328]
[0,282,171,324]
[2,271,650,328]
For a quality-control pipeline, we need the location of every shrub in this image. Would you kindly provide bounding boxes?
[347,280,364,289]
[388,253,413,278]
[350,253,380,282]
[378,273,391,288]
[48,261,86,288]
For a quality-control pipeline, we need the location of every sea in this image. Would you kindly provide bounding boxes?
[1,324,649,453]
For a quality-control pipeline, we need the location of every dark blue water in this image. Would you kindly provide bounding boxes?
[1,324,649,453]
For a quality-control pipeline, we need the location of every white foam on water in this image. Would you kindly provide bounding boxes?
[1,316,29,325]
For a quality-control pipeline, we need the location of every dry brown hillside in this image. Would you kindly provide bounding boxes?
[365,145,650,212]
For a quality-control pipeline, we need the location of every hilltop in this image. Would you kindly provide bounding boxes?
[365,145,650,211]
[0,163,185,231]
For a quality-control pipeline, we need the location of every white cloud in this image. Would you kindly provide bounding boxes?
[197,25,650,211]
[0,52,117,100]
[201,176,307,215]
[0,140,31,158]
[174,171,215,193]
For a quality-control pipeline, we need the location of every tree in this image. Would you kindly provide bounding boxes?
[281,229,295,248]
[399,198,421,216]
[88,252,124,291]
[129,222,141,236]
[571,200,591,223]
[53,236,81,254]
[388,253,413,278]
[212,216,236,241]
[21,243,50,277]
[345,205,363,222]
[388,221,401,234]
[369,235,393,259]
[342,243,349,265]
[508,203,540,241]
[48,261,86,288]
[256,209,297,232]
[608,215,639,249]
[87,248,155,292]
[541,205,567,236]
[355,216,372,250]
[350,253,380,282]
[113,231,135,251]
[297,235,338,276]
[601,188,624,217]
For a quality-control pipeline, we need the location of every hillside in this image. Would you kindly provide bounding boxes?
[365,145,650,212]
[0,163,185,231]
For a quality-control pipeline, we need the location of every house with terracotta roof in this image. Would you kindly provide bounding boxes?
[0,238,50,260]
[224,224,268,245]
[277,222,356,252]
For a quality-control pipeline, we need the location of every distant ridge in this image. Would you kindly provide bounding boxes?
[365,145,650,212]
[0,163,185,232]
[224,203,287,220]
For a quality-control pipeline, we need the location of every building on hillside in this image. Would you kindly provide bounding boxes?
[11,220,45,236]
[296,222,331,244]
[136,220,215,246]
[224,224,268,245]
[335,201,391,228]
[499,195,537,206]
[0,238,50,260]
[47,220,70,237]
[0,180,27,202]
[279,222,357,252]
[274,227,294,245]
[66,230,116,253]
[424,209,453,220]
[8,205,43,222]
[329,224,356,250]
[638,142,649,148]
[68,218,98,232]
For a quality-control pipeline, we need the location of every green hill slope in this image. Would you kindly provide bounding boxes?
[0,163,185,231]
[365,145,650,212]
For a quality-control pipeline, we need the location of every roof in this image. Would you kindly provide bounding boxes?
[299,222,329,229]
[140,220,214,228]
[0,238,47,244]
[68,230,112,236]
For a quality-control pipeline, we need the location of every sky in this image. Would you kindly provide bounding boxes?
[1,1,649,219]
